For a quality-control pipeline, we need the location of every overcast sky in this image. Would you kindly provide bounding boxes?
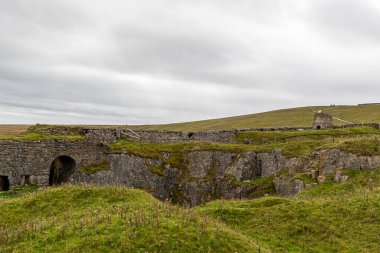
[1,0,380,124]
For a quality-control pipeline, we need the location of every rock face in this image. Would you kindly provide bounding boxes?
[272,149,380,196]
[273,176,305,197]
[257,150,285,177]
[2,136,380,205]
[73,148,380,205]
[317,149,380,173]
[72,151,273,206]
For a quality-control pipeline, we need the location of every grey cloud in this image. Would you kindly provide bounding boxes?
[0,0,88,32]
[308,0,380,43]
[0,0,379,125]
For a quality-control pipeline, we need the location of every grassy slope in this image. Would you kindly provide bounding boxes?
[1,170,379,252]
[197,168,380,252]
[1,104,379,134]
[133,104,380,131]
[111,126,380,158]
[0,125,84,141]
[0,124,31,136]
[0,185,265,253]
[0,125,123,136]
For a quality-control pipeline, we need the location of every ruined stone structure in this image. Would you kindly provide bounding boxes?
[312,112,333,129]
[0,139,106,188]
[1,122,380,205]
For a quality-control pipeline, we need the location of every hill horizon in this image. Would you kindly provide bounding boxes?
[1,103,380,135]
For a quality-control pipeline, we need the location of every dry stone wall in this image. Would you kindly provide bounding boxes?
[35,123,380,144]
[81,123,380,144]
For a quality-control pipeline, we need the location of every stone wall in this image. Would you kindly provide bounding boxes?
[122,127,329,143]
[358,103,380,106]
[83,128,117,143]
[0,140,106,188]
[34,123,380,144]
[85,124,379,144]
[120,129,238,143]
[338,123,380,129]
[2,123,380,205]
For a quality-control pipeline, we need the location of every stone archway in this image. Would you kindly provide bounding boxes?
[49,156,76,185]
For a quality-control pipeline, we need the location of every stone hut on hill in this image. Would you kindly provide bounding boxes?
[312,111,333,130]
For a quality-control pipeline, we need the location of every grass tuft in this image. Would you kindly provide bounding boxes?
[80,161,110,174]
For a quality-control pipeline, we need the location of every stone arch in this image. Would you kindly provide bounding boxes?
[316,125,321,130]
[0,176,10,191]
[49,155,76,186]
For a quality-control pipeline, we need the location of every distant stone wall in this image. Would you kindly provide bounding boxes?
[120,129,238,143]
[38,126,83,136]
[83,128,117,143]
[119,127,317,143]
[118,123,379,143]
[338,123,380,129]
[358,103,380,106]
[32,123,380,145]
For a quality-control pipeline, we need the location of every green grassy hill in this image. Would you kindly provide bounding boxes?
[0,185,264,253]
[134,104,380,131]
[1,168,380,252]
[1,104,379,134]
[111,126,380,159]
[1,104,380,252]
[197,168,380,252]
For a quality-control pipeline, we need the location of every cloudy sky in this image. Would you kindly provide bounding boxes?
[1,0,380,124]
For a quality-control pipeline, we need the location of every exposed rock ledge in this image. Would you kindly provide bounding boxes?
[72,149,380,206]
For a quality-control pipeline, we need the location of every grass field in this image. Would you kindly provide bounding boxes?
[133,104,380,131]
[1,168,379,252]
[197,168,380,252]
[0,124,31,136]
[0,124,120,137]
[111,126,380,158]
[0,185,265,253]
[0,125,84,141]
[1,104,379,252]
[1,104,379,134]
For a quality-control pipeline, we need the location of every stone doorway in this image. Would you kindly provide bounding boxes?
[49,156,76,185]
[0,176,10,191]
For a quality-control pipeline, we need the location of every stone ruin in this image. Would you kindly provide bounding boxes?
[1,113,379,205]
[312,111,333,130]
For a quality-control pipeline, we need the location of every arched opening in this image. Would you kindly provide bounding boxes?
[187,132,194,138]
[23,175,31,185]
[316,125,321,130]
[49,156,76,186]
[0,176,10,191]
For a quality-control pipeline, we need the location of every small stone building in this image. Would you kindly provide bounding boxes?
[312,111,333,129]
